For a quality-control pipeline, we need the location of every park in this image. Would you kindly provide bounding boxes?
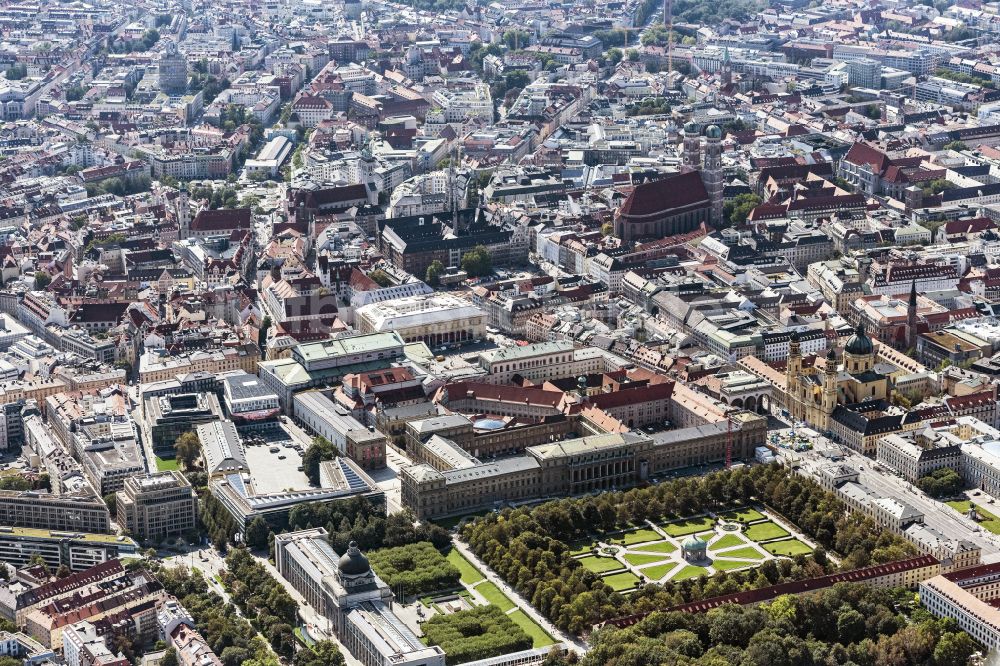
[570,506,815,591]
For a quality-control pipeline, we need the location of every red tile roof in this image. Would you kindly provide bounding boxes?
[617,172,710,221]
[190,208,252,232]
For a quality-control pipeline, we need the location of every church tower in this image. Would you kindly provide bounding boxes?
[786,330,802,421]
[906,281,918,350]
[703,125,724,227]
[682,122,701,173]
[822,347,838,415]
[786,330,802,387]
[721,46,732,87]
[175,183,190,240]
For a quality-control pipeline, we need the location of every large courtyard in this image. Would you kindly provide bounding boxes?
[571,507,815,591]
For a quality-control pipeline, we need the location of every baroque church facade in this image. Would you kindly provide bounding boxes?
[785,323,890,431]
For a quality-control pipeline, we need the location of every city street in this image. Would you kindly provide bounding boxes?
[780,438,1000,561]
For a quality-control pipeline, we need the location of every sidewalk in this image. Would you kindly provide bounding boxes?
[452,538,588,656]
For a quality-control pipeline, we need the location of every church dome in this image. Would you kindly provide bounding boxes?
[338,541,371,576]
[844,323,874,356]
[705,125,722,139]
[789,329,800,343]
[683,121,698,134]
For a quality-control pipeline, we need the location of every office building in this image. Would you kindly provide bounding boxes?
[116,472,198,542]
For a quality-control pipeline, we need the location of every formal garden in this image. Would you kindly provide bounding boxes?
[364,544,558,664]
[569,506,814,592]
[461,464,920,634]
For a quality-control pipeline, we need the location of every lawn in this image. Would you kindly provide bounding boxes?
[673,565,710,581]
[507,610,555,648]
[623,552,668,567]
[711,534,746,551]
[604,571,641,592]
[431,510,490,531]
[474,581,515,612]
[620,528,664,546]
[744,521,790,542]
[662,516,715,536]
[947,500,1000,534]
[294,626,315,648]
[720,507,766,523]
[641,562,679,580]
[446,549,484,585]
[631,540,677,554]
[578,555,624,574]
[715,546,762,560]
[568,541,593,556]
[155,456,179,472]
[763,539,814,556]
[713,558,756,571]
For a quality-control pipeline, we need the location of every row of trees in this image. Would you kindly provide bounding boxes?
[366,541,461,596]
[154,560,346,666]
[286,495,452,553]
[200,490,240,550]
[153,563,277,666]
[462,464,918,634]
[548,585,975,666]
[222,548,298,659]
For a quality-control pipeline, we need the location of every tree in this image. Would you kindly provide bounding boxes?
[245,516,270,551]
[369,269,392,287]
[33,272,50,290]
[65,85,87,102]
[425,260,444,287]
[933,631,977,666]
[175,431,201,469]
[293,641,346,666]
[837,607,865,644]
[161,648,179,666]
[502,30,532,51]
[627,49,640,62]
[103,493,117,515]
[303,436,338,486]
[461,245,493,277]
[916,467,964,498]
[28,554,49,575]
[607,48,624,65]
[922,178,955,196]
[220,647,251,666]
[55,564,72,579]
[601,223,614,237]
[4,64,26,80]
[943,140,968,152]
[723,194,762,227]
